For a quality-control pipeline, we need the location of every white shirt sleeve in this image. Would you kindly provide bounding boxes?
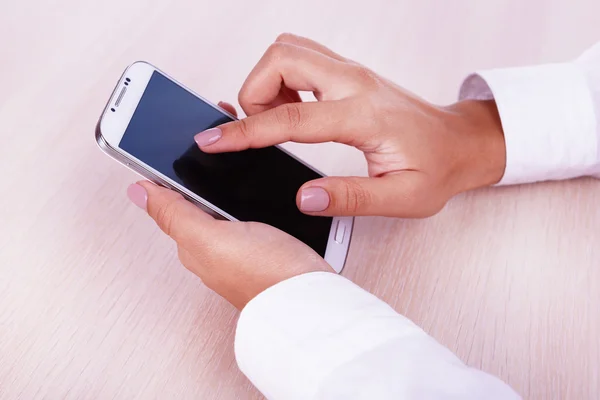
[459,42,600,185]
[235,272,519,399]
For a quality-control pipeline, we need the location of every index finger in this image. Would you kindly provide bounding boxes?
[195,100,364,153]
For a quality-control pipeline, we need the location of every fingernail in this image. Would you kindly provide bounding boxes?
[299,187,330,212]
[127,183,147,210]
[194,127,222,147]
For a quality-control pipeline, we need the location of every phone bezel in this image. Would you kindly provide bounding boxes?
[95,61,353,273]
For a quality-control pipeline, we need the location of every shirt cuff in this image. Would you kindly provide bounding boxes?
[459,62,598,185]
[234,272,424,400]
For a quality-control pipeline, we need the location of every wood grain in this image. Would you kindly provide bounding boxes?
[1,0,599,398]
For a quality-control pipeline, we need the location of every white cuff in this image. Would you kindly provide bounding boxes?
[234,272,424,400]
[460,63,598,185]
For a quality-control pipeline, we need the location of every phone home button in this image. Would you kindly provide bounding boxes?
[334,221,346,244]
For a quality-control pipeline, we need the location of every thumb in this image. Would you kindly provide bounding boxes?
[296,173,444,218]
[130,181,215,246]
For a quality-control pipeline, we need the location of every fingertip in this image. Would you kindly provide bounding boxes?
[136,180,160,194]
[218,101,238,117]
[127,183,148,210]
[194,127,222,147]
[297,185,330,213]
[195,120,250,153]
[132,180,169,210]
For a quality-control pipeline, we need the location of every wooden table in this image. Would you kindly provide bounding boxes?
[1,0,599,398]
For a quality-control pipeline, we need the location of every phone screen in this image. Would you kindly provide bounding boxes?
[119,71,332,256]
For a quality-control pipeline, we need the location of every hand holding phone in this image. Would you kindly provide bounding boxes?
[127,181,333,310]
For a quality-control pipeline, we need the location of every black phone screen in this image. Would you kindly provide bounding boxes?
[119,71,332,256]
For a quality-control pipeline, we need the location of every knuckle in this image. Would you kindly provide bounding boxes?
[236,117,253,140]
[275,32,296,43]
[266,41,288,62]
[276,103,303,129]
[352,65,381,89]
[154,197,185,237]
[238,85,251,108]
[339,181,372,213]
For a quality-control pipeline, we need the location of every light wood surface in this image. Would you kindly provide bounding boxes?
[1,1,599,399]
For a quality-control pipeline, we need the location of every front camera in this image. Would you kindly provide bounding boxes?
[111,108,116,112]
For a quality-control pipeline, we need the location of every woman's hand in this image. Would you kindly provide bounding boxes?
[127,181,334,310]
[195,33,506,218]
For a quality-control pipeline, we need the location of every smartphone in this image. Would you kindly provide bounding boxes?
[95,62,353,273]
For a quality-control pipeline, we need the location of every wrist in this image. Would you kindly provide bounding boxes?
[443,100,506,192]
[231,259,335,311]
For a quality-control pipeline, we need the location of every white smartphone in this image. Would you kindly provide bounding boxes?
[95,61,353,273]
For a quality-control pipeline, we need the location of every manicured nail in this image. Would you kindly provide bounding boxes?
[127,183,147,210]
[299,187,330,212]
[194,127,222,147]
